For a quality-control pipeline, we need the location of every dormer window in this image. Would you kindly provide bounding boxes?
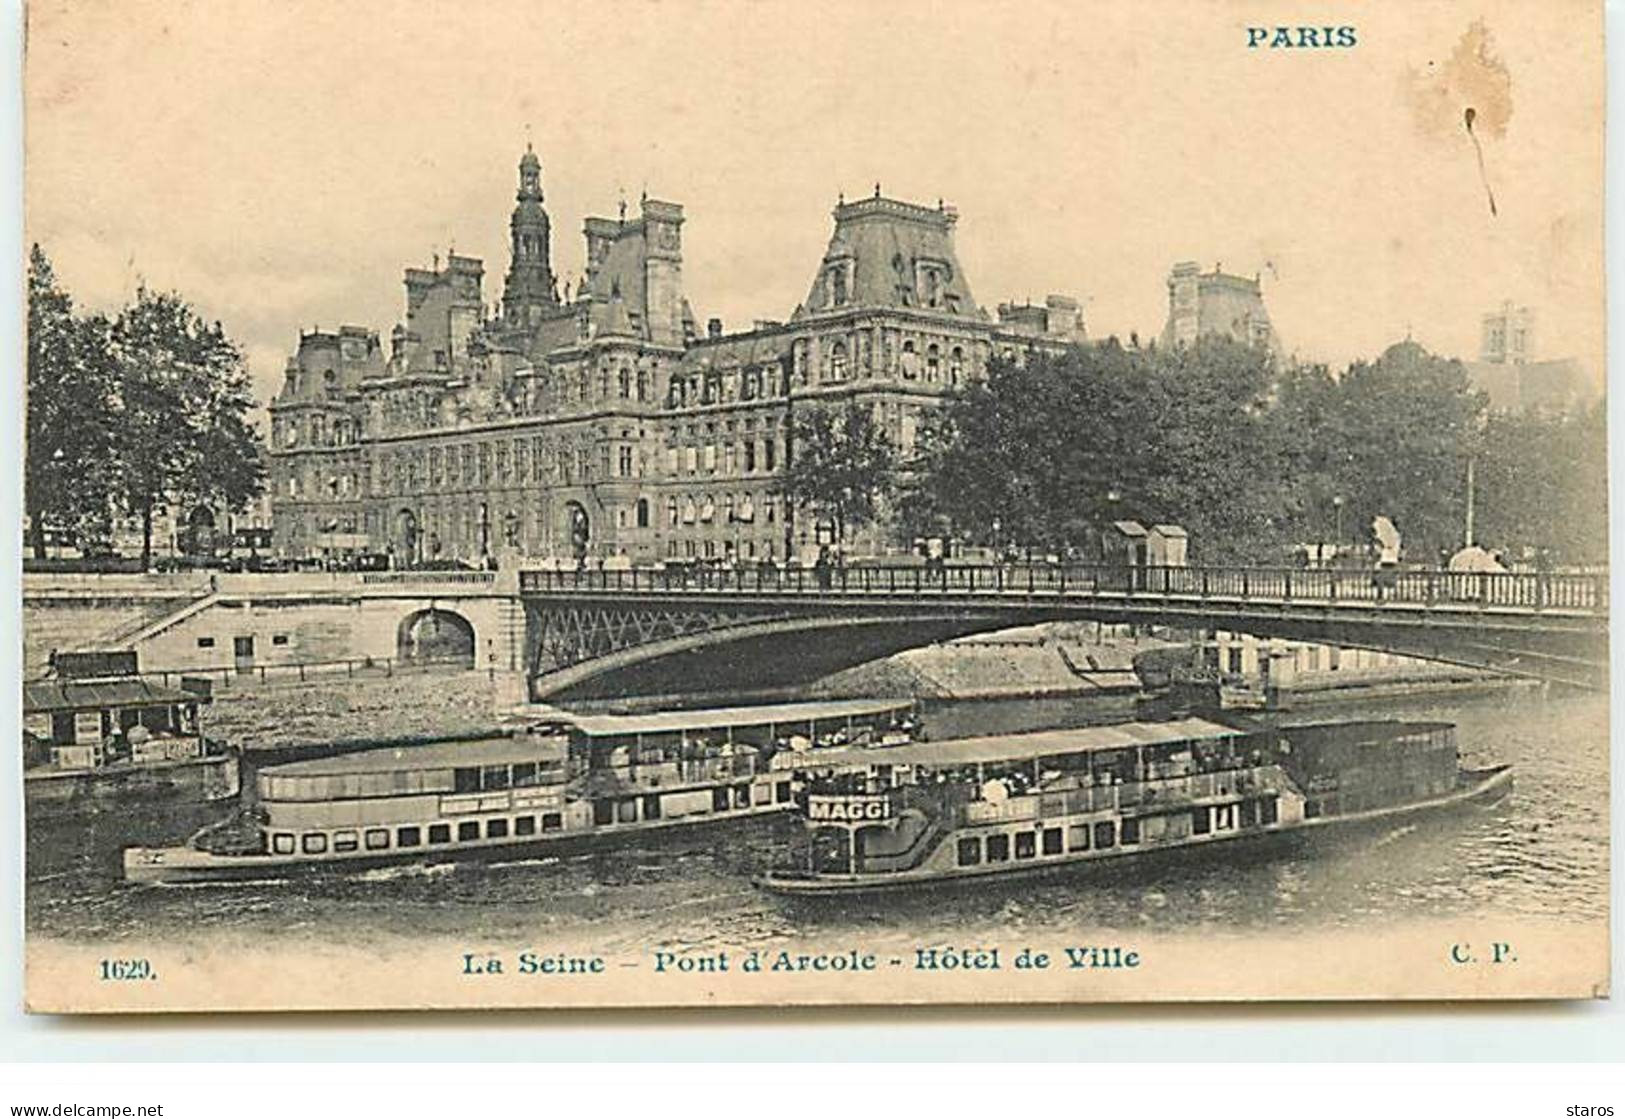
[829,263,848,307]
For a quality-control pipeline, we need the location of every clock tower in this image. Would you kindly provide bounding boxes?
[501,144,558,327]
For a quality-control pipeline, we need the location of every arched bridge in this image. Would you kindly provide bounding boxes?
[518,564,1610,700]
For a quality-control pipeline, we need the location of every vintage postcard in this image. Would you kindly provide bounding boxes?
[21,0,1607,1012]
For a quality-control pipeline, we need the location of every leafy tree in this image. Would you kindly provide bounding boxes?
[24,245,120,558]
[1474,402,1608,564]
[111,287,266,568]
[777,403,896,549]
[1324,342,1484,562]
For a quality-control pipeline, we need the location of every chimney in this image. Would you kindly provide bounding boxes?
[707,317,723,340]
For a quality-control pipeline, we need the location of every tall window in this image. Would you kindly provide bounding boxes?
[636,498,651,528]
[618,446,634,477]
[829,265,847,306]
[830,341,848,382]
[666,497,679,527]
[926,343,940,383]
[949,346,964,386]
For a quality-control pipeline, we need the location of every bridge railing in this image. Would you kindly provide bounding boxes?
[518,564,1608,613]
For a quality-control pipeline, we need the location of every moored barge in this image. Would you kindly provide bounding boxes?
[122,698,916,883]
[758,717,1511,896]
[25,663,237,820]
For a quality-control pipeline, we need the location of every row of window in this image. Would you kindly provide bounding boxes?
[196,635,289,650]
[452,761,561,794]
[957,819,1126,868]
[664,537,781,560]
[953,799,1283,869]
[268,781,798,857]
[269,812,563,856]
[662,437,777,477]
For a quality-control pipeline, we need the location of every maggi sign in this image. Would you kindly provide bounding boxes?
[807,795,893,823]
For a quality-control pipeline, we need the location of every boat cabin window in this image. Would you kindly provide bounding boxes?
[542,813,563,831]
[1093,821,1115,850]
[429,824,452,844]
[481,765,511,791]
[366,828,390,850]
[957,837,982,866]
[1260,796,1279,825]
[514,816,537,837]
[302,833,328,855]
[617,800,638,824]
[397,826,422,847]
[776,781,792,803]
[1068,824,1090,852]
[487,818,509,839]
[512,762,540,787]
[986,834,1010,863]
[1015,832,1037,860]
[333,830,360,853]
[1042,827,1063,856]
[455,767,481,794]
[272,833,295,855]
[1120,818,1141,845]
[457,821,480,842]
[1192,806,1212,834]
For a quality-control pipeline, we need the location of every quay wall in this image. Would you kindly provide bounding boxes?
[202,669,515,754]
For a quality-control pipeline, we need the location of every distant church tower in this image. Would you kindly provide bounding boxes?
[501,144,557,326]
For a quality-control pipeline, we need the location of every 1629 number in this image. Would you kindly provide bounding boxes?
[98,958,157,981]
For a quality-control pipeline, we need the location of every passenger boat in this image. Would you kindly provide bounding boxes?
[758,716,1511,896]
[25,660,237,820]
[122,698,916,883]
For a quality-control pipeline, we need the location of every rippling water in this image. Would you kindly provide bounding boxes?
[25,686,1608,951]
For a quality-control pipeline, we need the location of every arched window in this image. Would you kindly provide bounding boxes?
[636,498,651,528]
[830,265,847,307]
[700,495,716,523]
[667,497,679,527]
[723,493,735,522]
[949,346,964,386]
[682,496,697,525]
[739,494,755,522]
[901,340,918,380]
[926,343,940,383]
[830,341,848,382]
[619,367,631,398]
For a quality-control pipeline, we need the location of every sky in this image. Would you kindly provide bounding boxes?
[24,0,1604,414]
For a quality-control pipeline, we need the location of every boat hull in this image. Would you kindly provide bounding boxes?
[123,799,792,884]
[756,765,1513,897]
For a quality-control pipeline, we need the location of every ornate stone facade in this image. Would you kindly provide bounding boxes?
[269,154,1084,566]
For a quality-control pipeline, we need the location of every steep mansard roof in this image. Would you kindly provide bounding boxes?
[795,195,985,321]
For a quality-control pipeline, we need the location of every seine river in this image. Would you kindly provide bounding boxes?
[25,687,1609,953]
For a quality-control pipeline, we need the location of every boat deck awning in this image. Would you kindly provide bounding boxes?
[511,698,916,740]
[803,718,1248,770]
[23,677,203,715]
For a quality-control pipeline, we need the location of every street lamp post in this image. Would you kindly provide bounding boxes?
[1332,495,1344,554]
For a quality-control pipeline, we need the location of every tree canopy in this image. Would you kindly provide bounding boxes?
[776,403,897,549]
[24,244,267,566]
[903,335,1596,566]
